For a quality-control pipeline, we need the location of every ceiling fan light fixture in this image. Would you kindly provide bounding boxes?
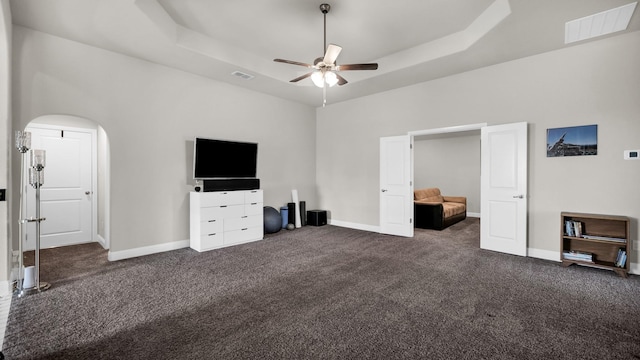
[311,71,325,87]
[273,2,378,103]
[325,71,338,87]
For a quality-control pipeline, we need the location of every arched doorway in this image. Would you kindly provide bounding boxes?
[22,115,110,250]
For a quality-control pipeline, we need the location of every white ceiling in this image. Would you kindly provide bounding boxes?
[9,0,640,107]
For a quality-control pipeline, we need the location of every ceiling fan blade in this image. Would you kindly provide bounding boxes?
[274,59,314,68]
[323,44,342,65]
[336,73,348,86]
[289,72,313,83]
[336,63,379,71]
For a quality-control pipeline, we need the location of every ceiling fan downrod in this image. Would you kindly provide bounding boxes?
[320,3,330,54]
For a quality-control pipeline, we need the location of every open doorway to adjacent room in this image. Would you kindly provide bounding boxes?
[17,115,111,279]
[380,122,528,258]
[413,130,482,219]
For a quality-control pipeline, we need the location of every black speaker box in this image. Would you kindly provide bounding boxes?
[203,178,260,192]
[307,210,327,226]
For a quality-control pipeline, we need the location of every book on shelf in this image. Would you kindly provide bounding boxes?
[565,220,574,237]
[615,249,627,268]
[563,250,593,262]
[564,220,583,237]
[582,235,626,243]
[573,221,582,238]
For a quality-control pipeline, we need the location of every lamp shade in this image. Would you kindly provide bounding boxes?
[31,149,46,171]
[15,131,31,153]
[325,71,338,87]
[29,167,44,188]
[311,71,325,88]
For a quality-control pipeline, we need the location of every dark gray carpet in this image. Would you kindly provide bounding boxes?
[3,218,640,359]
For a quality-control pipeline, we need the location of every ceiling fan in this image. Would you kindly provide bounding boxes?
[274,3,378,91]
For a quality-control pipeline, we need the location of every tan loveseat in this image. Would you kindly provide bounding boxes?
[414,188,466,230]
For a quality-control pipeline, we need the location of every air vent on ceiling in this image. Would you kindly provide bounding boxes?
[231,71,255,80]
[565,2,637,44]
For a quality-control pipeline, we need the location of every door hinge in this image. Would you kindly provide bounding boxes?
[410,218,413,224]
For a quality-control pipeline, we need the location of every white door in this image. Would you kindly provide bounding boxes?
[24,126,95,250]
[480,122,528,256]
[380,135,413,237]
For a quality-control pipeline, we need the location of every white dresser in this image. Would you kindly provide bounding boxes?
[190,189,263,252]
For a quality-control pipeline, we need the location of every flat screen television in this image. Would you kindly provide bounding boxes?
[193,137,258,179]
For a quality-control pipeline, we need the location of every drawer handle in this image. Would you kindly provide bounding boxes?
[241,216,248,219]
[208,220,216,222]
[251,203,257,205]
[241,228,248,231]
[207,233,216,236]
[220,205,227,208]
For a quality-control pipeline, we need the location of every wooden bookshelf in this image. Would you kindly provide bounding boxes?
[561,212,629,278]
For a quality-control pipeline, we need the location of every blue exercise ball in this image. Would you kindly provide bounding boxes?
[263,206,282,234]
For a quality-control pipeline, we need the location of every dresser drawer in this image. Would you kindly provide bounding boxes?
[197,232,224,251]
[224,215,262,232]
[224,226,262,245]
[199,219,222,236]
[245,202,263,216]
[245,190,263,204]
[200,204,244,220]
[199,191,245,207]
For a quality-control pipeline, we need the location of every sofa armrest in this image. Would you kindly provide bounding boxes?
[414,202,444,229]
[443,196,466,206]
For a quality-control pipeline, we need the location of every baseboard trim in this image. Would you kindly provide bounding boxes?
[328,219,380,233]
[467,212,481,218]
[527,248,560,262]
[96,234,107,249]
[108,240,189,261]
[629,262,639,276]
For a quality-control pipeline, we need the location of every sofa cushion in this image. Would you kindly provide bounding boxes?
[442,202,466,218]
[414,188,444,203]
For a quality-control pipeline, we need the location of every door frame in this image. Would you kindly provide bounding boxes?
[405,122,529,255]
[408,123,487,138]
[378,123,487,237]
[408,122,486,219]
[25,121,100,248]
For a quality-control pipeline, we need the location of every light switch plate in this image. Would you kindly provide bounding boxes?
[624,150,639,160]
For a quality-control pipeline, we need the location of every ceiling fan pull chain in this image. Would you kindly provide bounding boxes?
[322,86,327,107]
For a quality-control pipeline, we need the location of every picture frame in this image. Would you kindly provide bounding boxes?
[546,125,597,157]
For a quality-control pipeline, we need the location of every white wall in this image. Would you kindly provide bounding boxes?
[414,132,481,214]
[0,0,11,289]
[11,26,317,256]
[317,31,640,271]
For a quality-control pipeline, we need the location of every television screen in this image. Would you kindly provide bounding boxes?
[193,138,258,179]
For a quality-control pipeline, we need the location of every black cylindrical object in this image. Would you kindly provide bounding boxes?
[287,202,295,225]
[300,201,306,226]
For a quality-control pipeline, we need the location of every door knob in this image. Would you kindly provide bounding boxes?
[85,191,91,195]
[512,194,524,199]
[381,189,388,192]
